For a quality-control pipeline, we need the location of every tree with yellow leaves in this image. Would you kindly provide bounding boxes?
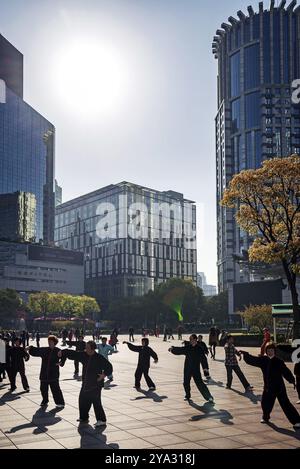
[221,155,300,339]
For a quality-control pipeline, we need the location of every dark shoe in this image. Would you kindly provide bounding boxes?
[10,387,17,392]
[77,418,89,424]
[40,402,48,407]
[25,388,30,393]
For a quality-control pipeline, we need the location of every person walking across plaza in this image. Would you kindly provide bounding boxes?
[60,341,112,427]
[9,337,30,392]
[224,335,253,392]
[208,327,219,360]
[241,343,300,428]
[36,332,40,348]
[28,335,65,408]
[169,334,214,404]
[124,338,158,391]
[129,327,135,342]
[97,337,114,382]
[66,335,86,377]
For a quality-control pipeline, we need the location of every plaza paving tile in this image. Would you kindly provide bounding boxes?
[1,335,300,449]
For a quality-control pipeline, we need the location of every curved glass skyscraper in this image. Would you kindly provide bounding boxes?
[213,1,300,292]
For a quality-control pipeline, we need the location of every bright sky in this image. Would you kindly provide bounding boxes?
[0,0,268,287]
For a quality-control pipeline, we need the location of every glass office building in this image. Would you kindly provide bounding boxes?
[55,182,197,306]
[0,35,55,244]
[0,191,36,242]
[213,1,300,292]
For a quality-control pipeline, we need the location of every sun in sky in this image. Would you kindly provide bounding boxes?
[54,38,130,118]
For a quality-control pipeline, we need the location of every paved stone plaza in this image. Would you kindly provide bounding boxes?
[0,335,300,450]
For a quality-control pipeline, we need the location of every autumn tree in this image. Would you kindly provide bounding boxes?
[240,304,273,334]
[222,155,300,338]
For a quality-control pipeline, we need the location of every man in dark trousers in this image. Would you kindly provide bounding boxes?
[129,327,135,342]
[28,335,65,408]
[36,332,40,348]
[9,338,30,392]
[197,335,211,380]
[21,330,26,348]
[169,334,214,404]
[123,338,158,391]
[66,335,86,377]
[241,343,300,428]
[224,335,253,392]
[60,341,112,427]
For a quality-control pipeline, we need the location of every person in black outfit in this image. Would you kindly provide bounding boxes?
[129,327,135,343]
[295,360,300,404]
[9,338,30,392]
[26,332,30,347]
[197,335,211,379]
[169,334,214,403]
[66,336,86,377]
[28,335,65,408]
[241,343,300,428]
[36,332,40,348]
[124,338,158,391]
[60,341,112,427]
[21,331,26,348]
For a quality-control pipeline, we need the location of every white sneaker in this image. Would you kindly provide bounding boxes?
[208,397,215,404]
[56,404,65,409]
[95,421,107,427]
[260,419,269,424]
[294,422,300,429]
[148,387,156,391]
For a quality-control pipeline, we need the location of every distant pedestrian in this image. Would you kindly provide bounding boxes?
[26,331,30,347]
[168,327,175,340]
[177,325,184,341]
[224,335,253,392]
[208,327,219,360]
[109,333,118,351]
[21,331,26,348]
[36,332,40,348]
[129,327,135,342]
[163,325,168,342]
[124,338,158,391]
[241,343,300,428]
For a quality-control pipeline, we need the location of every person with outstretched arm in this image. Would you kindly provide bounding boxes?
[28,335,65,408]
[60,341,112,427]
[169,334,214,404]
[66,335,86,377]
[241,343,300,428]
[123,338,158,391]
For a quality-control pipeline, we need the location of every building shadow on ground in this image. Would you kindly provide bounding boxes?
[5,407,62,435]
[230,388,262,404]
[189,401,234,425]
[77,424,119,449]
[130,390,168,403]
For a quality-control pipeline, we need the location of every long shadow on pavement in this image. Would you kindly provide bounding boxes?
[130,390,168,403]
[229,388,262,405]
[189,401,234,425]
[0,391,24,406]
[5,407,62,435]
[267,422,300,442]
[77,424,119,449]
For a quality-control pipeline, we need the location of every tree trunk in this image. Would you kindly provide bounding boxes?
[282,260,300,340]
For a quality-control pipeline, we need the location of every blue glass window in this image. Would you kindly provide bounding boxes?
[244,19,251,44]
[254,131,262,168]
[244,44,260,90]
[230,51,241,98]
[253,14,260,40]
[245,91,261,128]
[231,98,241,133]
[283,13,290,84]
[273,12,281,83]
[263,13,271,83]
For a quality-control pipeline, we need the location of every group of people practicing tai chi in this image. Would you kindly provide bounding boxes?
[0,332,300,430]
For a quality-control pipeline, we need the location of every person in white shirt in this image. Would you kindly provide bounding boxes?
[97,337,114,382]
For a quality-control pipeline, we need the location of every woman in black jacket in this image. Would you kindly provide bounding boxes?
[60,341,112,427]
[169,334,214,404]
[28,335,65,408]
[241,343,300,428]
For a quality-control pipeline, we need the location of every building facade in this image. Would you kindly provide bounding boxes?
[0,35,55,245]
[197,272,217,297]
[213,1,300,292]
[55,180,62,207]
[55,182,197,306]
[0,192,36,242]
[0,241,84,297]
